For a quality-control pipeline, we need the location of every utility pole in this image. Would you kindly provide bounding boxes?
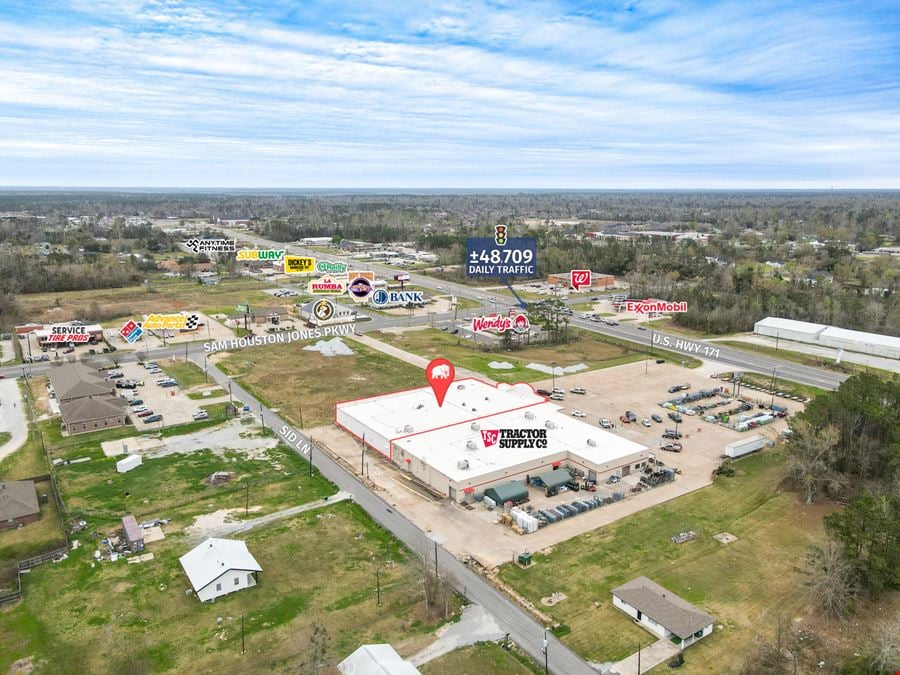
[298,402,304,429]
[361,434,366,475]
[376,567,381,606]
[542,628,548,675]
[308,443,314,478]
[228,379,233,407]
[551,362,557,391]
[245,484,249,516]
[241,612,245,655]
[646,329,652,375]
[204,354,208,384]
[637,641,641,674]
[259,401,265,430]
[434,541,439,578]
[770,367,778,409]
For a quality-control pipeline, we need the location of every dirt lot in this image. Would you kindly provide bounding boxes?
[319,360,799,570]
[115,360,229,429]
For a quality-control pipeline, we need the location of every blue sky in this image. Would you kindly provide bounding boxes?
[1,0,899,188]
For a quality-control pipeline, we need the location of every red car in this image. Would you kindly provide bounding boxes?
[619,415,631,424]
[137,409,155,417]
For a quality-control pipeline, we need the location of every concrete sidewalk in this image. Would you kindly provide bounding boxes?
[612,638,680,675]
[0,378,28,462]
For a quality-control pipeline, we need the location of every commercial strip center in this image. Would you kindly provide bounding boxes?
[336,378,650,503]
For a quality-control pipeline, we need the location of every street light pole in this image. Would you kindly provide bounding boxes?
[637,641,642,674]
[770,367,778,409]
[542,628,549,675]
[551,362,557,391]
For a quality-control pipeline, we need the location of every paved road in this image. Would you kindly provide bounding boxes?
[193,353,595,675]
[210,226,849,391]
[0,378,28,461]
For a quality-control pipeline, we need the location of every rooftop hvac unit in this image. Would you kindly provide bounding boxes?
[415,403,424,409]
[457,384,465,390]
[466,440,477,450]
[545,421,556,429]
[525,411,535,420]
[403,425,413,433]
[586,438,597,447]
[470,422,480,430]
[457,460,469,470]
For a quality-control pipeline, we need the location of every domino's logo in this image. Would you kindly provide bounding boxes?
[119,320,143,344]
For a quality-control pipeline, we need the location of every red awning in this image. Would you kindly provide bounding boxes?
[463,487,475,493]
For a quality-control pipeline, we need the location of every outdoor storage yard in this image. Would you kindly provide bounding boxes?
[319,360,798,569]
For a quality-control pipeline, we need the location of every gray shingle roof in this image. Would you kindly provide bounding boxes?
[59,396,128,424]
[48,363,113,400]
[612,576,713,639]
[0,481,40,521]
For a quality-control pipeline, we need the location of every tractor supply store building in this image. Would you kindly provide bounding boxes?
[335,379,649,503]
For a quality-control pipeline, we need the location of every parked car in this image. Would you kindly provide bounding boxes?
[129,399,143,406]
[625,410,637,422]
[192,411,209,421]
[159,381,177,388]
[143,414,162,423]
[599,419,613,429]
[137,409,155,417]
[651,414,663,423]
[606,474,620,484]
[663,429,683,439]
[536,389,551,396]
[550,393,565,401]
[571,411,586,418]
[619,415,630,424]
[661,442,683,452]
[655,359,665,364]
[63,347,75,354]
[116,381,136,389]
[668,411,683,423]
[668,383,691,393]
[570,387,586,394]
[637,326,647,331]
[641,418,652,427]
[131,405,148,413]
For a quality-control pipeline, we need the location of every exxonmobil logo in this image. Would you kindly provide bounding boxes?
[624,299,688,314]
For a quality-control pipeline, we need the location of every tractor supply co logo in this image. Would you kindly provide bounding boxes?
[236,248,285,261]
[494,225,508,246]
[624,299,688,314]
[315,260,347,274]
[119,320,143,344]
[308,275,347,295]
[481,428,548,449]
[311,299,336,323]
[184,238,236,254]
[570,269,592,291]
[46,325,92,343]
[284,256,316,274]
[347,276,374,302]
[371,290,424,307]
[471,314,530,334]
[142,313,201,330]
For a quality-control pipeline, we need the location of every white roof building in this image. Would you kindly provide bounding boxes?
[336,379,649,502]
[338,644,420,675]
[754,316,900,360]
[179,538,262,603]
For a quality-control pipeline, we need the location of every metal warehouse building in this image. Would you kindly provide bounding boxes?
[335,378,649,503]
[754,316,900,360]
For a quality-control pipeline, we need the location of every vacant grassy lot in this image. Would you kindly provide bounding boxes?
[421,642,539,674]
[499,452,839,671]
[0,501,457,674]
[17,277,277,324]
[645,318,729,339]
[368,328,648,383]
[0,490,65,567]
[156,358,207,388]
[219,341,426,427]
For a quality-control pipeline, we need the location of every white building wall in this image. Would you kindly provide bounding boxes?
[612,595,669,640]
[336,408,391,458]
[196,569,258,602]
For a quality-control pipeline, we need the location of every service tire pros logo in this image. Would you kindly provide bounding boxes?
[312,299,335,323]
[494,225,508,246]
[347,276,374,302]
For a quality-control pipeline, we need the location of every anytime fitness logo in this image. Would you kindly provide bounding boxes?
[624,299,688,314]
[480,428,548,449]
[471,314,530,334]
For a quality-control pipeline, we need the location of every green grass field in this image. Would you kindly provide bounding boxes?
[723,370,826,401]
[187,388,225,400]
[0,431,11,448]
[367,327,698,383]
[421,642,539,674]
[16,277,278,324]
[218,340,426,428]
[498,452,840,671]
[0,501,457,674]
[156,358,208,388]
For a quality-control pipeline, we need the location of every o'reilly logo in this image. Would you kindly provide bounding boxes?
[371,290,424,306]
[481,428,548,448]
[315,260,347,274]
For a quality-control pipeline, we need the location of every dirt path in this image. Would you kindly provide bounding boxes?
[184,491,352,541]
[409,604,506,666]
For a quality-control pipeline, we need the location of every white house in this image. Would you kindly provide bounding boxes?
[611,576,714,649]
[179,538,262,603]
[338,644,420,675]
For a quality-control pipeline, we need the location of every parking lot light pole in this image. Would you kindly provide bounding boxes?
[551,362,557,391]
[770,367,778,409]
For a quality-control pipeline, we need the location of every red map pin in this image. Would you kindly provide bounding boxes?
[426,358,455,407]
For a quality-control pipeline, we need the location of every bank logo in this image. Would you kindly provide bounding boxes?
[119,320,143,344]
[315,260,347,274]
[284,256,315,274]
[494,225,508,246]
[347,276,374,302]
[185,238,236,254]
[371,290,424,307]
[236,249,285,261]
[308,275,347,295]
[570,269,591,291]
[312,299,335,323]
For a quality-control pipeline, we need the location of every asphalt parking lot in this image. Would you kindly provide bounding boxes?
[115,361,223,429]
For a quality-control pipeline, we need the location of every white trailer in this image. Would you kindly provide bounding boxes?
[116,454,143,473]
[724,435,766,459]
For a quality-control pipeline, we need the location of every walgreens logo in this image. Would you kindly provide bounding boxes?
[624,300,688,314]
[471,314,530,334]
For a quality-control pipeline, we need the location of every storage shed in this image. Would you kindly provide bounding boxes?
[122,515,145,552]
[538,468,572,491]
[116,454,142,474]
[484,481,528,506]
